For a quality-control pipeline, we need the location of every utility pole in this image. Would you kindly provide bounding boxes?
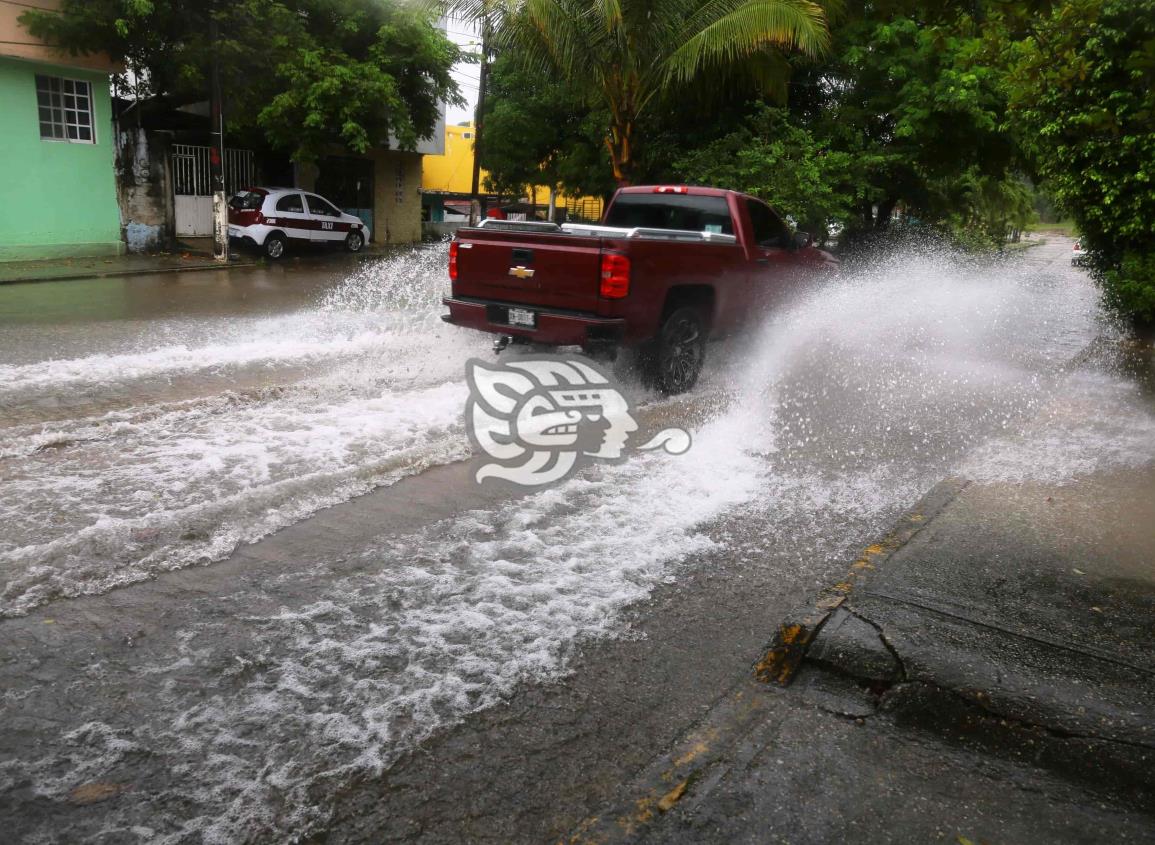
[209,11,229,263]
[468,26,489,226]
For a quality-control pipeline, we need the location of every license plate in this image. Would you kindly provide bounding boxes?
[508,308,536,327]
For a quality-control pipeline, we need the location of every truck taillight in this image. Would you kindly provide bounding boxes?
[449,240,459,281]
[600,253,630,299]
[653,185,688,194]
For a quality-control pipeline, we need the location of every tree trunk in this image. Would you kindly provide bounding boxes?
[547,187,557,223]
[606,117,634,187]
[875,196,899,230]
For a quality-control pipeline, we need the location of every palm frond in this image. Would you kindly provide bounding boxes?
[498,1,610,96]
[593,0,625,29]
[662,0,828,87]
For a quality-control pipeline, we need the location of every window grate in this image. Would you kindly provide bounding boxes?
[36,75,95,143]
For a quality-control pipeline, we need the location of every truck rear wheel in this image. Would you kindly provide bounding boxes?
[650,307,705,394]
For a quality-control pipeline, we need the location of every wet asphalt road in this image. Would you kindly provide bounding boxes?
[2,238,1154,842]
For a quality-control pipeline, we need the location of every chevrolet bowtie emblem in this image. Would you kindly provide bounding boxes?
[508,265,535,279]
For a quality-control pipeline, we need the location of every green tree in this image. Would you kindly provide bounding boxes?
[787,7,1021,237]
[1002,0,1155,321]
[673,4,1037,246]
[673,103,853,239]
[480,53,615,207]
[461,0,831,184]
[21,0,463,162]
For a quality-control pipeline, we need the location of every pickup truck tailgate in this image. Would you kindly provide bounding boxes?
[453,229,603,313]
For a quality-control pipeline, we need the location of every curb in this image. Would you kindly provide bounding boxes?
[752,477,971,686]
[561,677,776,845]
[561,479,973,845]
[0,260,259,286]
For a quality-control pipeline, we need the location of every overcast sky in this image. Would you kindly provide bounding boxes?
[445,18,481,126]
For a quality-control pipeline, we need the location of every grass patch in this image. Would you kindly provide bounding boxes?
[1025,219,1079,236]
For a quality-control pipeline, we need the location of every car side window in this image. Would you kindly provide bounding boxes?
[276,194,304,214]
[305,195,341,217]
[746,199,791,248]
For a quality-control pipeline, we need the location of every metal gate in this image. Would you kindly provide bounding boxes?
[171,144,254,237]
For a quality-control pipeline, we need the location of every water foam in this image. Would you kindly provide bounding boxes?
[0,242,486,616]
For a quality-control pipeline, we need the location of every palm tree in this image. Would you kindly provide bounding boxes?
[452,0,830,184]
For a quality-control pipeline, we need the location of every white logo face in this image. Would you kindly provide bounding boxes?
[465,356,691,486]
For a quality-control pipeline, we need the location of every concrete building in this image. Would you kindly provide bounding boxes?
[132,107,444,249]
[296,141,438,246]
[0,0,122,260]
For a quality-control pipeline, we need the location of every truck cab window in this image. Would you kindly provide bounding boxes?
[746,199,791,248]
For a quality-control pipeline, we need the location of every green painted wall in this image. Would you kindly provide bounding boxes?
[0,57,122,260]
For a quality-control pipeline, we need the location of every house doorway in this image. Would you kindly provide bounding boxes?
[316,156,375,241]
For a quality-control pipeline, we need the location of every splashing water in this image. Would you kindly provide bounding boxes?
[2,240,1153,842]
[0,243,488,617]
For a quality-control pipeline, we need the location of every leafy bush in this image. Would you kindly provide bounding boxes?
[1005,0,1155,322]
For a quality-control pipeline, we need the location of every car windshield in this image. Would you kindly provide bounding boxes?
[229,191,263,211]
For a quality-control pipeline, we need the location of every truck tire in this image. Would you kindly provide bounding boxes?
[264,232,286,259]
[650,306,706,394]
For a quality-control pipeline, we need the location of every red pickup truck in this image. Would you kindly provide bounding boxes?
[443,186,836,393]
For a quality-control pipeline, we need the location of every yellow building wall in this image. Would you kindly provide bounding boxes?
[421,123,604,220]
[421,123,482,194]
[527,185,605,222]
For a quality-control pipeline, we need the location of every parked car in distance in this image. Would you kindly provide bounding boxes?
[228,187,368,259]
[443,185,838,394]
[1071,240,1089,266]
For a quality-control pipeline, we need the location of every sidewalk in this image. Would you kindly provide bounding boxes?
[801,470,1154,745]
[0,236,412,285]
[0,248,256,285]
[571,341,1155,844]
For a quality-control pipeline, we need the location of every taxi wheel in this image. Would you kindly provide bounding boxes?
[264,233,286,260]
[345,231,364,253]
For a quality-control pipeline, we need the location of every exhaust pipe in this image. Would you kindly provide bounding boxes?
[493,334,513,354]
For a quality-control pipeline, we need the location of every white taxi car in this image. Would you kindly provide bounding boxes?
[1071,239,1089,266]
[228,187,368,259]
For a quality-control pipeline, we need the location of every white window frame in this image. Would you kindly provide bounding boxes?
[35,74,97,144]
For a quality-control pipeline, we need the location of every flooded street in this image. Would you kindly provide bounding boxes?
[0,252,488,616]
[2,239,1154,842]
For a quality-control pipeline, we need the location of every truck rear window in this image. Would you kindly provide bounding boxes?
[604,194,734,235]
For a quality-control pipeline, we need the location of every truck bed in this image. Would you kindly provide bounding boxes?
[451,219,739,316]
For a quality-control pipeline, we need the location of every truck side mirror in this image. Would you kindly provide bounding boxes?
[794,231,812,249]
